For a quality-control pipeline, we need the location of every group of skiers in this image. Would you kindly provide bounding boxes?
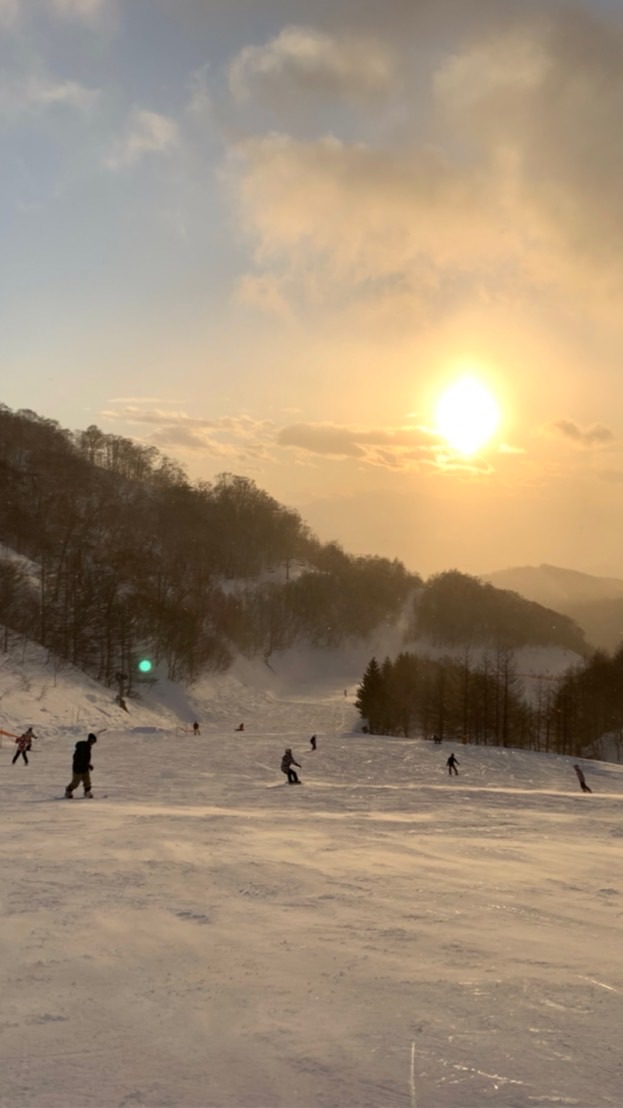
[5,722,596,796]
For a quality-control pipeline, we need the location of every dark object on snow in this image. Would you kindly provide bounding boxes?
[65,734,97,798]
[235,723,244,732]
[573,764,592,793]
[446,753,459,776]
[433,734,442,745]
[281,748,301,784]
[192,721,200,735]
[310,735,317,751]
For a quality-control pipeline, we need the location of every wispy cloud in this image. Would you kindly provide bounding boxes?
[276,420,491,474]
[106,107,178,170]
[0,71,100,121]
[50,0,108,20]
[229,25,395,106]
[102,406,277,464]
[551,420,615,447]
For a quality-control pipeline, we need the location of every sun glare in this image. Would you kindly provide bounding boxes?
[436,376,500,456]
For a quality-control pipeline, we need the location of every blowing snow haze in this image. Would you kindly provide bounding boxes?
[3,0,623,577]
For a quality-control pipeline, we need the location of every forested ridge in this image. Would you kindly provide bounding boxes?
[0,405,589,696]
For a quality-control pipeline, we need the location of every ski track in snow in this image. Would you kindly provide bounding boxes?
[0,649,622,1107]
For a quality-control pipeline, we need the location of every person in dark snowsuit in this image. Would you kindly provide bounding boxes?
[573,764,592,793]
[446,752,459,776]
[12,727,37,766]
[310,735,317,751]
[65,734,97,798]
[281,748,301,784]
[192,721,200,736]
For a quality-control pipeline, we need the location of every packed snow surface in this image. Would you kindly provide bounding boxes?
[0,646,622,1107]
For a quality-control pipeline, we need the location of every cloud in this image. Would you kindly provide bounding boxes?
[229,25,395,106]
[228,132,504,283]
[106,107,178,170]
[278,423,366,458]
[234,273,293,319]
[102,407,277,463]
[49,0,107,19]
[551,420,615,447]
[276,420,487,473]
[0,0,18,26]
[221,3,623,327]
[0,71,99,120]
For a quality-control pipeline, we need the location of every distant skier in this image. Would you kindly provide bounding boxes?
[446,752,460,776]
[433,734,442,745]
[281,748,302,784]
[65,733,97,798]
[192,721,200,736]
[235,723,244,732]
[573,764,592,793]
[12,727,37,766]
[310,735,317,751]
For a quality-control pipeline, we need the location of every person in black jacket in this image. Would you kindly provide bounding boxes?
[446,752,460,776]
[65,734,97,798]
[281,748,302,784]
[573,764,592,793]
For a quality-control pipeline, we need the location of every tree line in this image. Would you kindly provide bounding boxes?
[0,406,416,688]
[356,642,623,759]
[0,405,592,701]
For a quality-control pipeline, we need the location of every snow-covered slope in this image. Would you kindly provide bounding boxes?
[1,645,622,1108]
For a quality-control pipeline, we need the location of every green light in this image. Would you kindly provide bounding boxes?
[138,659,153,674]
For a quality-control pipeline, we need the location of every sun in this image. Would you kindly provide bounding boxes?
[435,376,500,456]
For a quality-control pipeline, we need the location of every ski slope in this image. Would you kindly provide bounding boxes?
[0,649,622,1107]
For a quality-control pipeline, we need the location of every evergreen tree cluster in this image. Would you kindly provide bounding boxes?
[356,651,532,747]
[356,642,623,759]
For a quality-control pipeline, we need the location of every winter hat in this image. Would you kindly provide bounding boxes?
[87,733,97,743]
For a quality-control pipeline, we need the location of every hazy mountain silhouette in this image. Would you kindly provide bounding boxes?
[483,564,623,651]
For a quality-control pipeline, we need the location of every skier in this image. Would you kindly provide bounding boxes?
[310,735,317,751]
[281,748,302,784]
[433,734,442,745]
[65,733,97,798]
[446,752,460,776]
[192,721,200,736]
[573,764,592,793]
[12,727,37,766]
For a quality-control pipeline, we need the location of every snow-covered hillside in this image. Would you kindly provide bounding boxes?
[1,645,622,1108]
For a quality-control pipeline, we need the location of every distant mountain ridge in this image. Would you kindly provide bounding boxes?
[483,565,623,651]
[483,564,623,607]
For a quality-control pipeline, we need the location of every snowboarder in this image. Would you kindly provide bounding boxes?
[192,721,200,736]
[65,733,97,798]
[310,735,317,751]
[446,752,459,776]
[573,764,592,793]
[12,727,37,766]
[281,748,302,784]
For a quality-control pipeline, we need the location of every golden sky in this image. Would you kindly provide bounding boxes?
[2,0,623,577]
